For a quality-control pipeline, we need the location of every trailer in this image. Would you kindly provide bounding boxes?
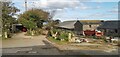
[84,30,103,37]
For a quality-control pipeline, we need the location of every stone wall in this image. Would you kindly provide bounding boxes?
[83,24,100,31]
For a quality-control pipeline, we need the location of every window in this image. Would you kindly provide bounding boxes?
[89,25,92,28]
[115,29,118,33]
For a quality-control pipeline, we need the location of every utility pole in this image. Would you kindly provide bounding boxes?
[25,0,27,11]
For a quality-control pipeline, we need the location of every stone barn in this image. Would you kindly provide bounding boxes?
[80,20,102,31]
[55,20,102,35]
[55,20,83,35]
[97,20,120,36]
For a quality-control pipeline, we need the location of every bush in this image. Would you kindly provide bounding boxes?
[52,29,61,34]
[52,29,58,34]
[48,29,74,41]
[58,32,68,41]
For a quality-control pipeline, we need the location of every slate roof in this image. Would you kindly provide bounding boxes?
[98,20,120,29]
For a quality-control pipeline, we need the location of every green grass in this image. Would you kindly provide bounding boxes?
[48,37,69,45]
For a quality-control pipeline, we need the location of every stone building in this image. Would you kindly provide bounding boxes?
[97,20,120,36]
[80,20,102,31]
[55,20,102,35]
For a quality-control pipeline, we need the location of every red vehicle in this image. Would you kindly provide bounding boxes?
[84,30,95,36]
[95,31,103,37]
[22,27,27,32]
[84,30,103,37]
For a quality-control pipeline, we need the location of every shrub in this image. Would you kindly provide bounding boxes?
[52,29,56,34]
[48,29,74,41]
[52,29,59,34]
[58,32,68,41]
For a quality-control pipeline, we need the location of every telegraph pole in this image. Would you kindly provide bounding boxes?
[25,0,27,11]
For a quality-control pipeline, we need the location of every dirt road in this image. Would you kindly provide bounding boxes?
[1,32,47,48]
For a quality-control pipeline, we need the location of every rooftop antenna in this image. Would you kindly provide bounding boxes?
[25,0,27,11]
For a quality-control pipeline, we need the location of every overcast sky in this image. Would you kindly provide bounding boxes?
[11,0,119,21]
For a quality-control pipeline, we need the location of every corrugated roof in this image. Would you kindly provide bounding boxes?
[57,21,77,29]
[98,20,120,29]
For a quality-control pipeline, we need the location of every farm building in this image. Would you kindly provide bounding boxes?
[80,20,102,31]
[55,20,82,34]
[97,20,120,36]
[55,20,102,35]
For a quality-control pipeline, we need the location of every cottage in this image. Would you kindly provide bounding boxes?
[97,20,120,36]
[55,20,102,35]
